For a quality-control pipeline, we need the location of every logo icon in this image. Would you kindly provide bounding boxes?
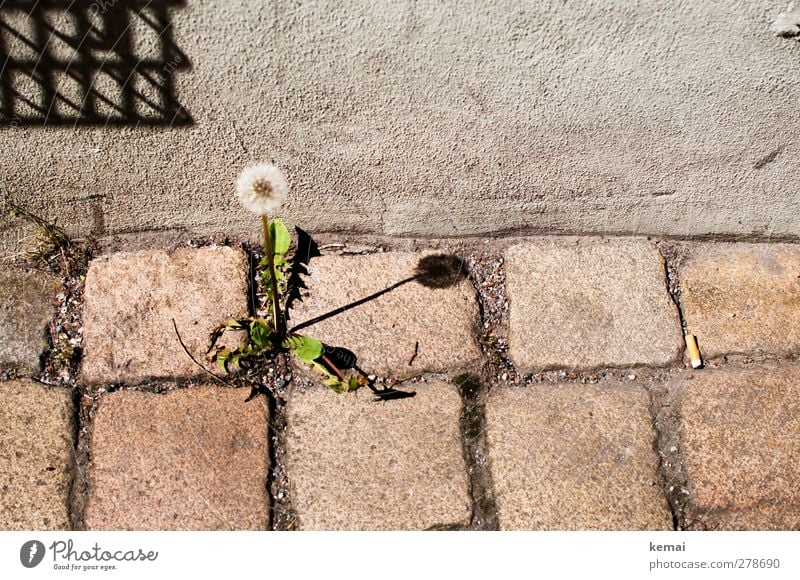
[20,540,45,568]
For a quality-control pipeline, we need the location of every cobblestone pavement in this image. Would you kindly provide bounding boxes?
[0,235,798,530]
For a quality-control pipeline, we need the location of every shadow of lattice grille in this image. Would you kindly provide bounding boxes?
[0,0,192,126]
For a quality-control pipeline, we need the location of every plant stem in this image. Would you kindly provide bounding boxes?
[262,214,285,337]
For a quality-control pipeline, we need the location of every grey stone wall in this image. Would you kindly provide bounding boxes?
[1,0,798,252]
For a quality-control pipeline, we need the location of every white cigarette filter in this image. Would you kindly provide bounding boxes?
[685,334,703,369]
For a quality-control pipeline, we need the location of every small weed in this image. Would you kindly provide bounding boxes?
[205,164,414,400]
[4,196,72,263]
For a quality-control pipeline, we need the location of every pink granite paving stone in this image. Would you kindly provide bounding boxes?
[486,383,673,530]
[288,252,482,377]
[504,238,683,371]
[0,379,74,530]
[81,246,249,384]
[85,386,269,530]
[0,267,60,374]
[679,243,800,359]
[676,366,800,530]
[285,380,472,529]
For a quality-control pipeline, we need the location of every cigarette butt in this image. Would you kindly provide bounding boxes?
[685,334,703,369]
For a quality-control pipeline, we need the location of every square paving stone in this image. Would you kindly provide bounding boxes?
[0,268,60,374]
[486,384,673,530]
[85,386,269,530]
[81,246,249,384]
[285,380,472,529]
[679,243,800,359]
[288,252,481,377]
[676,366,800,530]
[0,380,74,530]
[505,238,683,371]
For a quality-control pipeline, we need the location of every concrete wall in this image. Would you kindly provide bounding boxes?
[2,0,799,252]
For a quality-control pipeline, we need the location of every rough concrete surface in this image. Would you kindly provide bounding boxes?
[677,366,800,530]
[486,383,673,530]
[85,386,270,530]
[285,380,472,530]
[0,380,74,530]
[679,243,800,359]
[289,252,481,377]
[81,246,248,384]
[2,1,800,253]
[505,238,683,371]
[0,268,60,374]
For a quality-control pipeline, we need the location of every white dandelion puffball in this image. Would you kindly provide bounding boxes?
[236,164,288,215]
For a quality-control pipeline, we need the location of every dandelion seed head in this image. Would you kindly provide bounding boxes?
[236,164,288,215]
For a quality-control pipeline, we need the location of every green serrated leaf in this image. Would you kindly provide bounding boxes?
[283,335,324,363]
[249,320,273,347]
[269,219,291,255]
[215,348,231,372]
[207,319,248,354]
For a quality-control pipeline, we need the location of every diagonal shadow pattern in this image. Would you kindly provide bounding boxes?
[0,0,191,126]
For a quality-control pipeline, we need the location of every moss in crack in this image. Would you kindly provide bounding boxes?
[453,372,498,530]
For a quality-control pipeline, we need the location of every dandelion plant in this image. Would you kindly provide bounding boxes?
[207,164,364,393]
[236,164,288,336]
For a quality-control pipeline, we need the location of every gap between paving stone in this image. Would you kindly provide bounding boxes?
[649,377,690,530]
[656,241,690,337]
[235,243,297,530]
[651,241,695,529]
[453,372,500,530]
[262,365,296,531]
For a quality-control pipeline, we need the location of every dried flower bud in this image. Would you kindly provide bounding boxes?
[414,254,467,288]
